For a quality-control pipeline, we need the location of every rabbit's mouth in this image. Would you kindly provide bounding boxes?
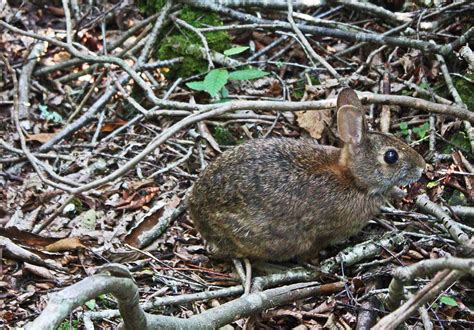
[397,167,424,188]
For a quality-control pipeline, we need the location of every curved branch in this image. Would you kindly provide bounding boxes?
[29,264,345,329]
[26,274,146,330]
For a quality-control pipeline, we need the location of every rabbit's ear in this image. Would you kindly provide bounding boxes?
[337,89,365,144]
[337,88,363,109]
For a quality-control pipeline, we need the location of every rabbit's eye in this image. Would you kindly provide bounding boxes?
[384,149,399,164]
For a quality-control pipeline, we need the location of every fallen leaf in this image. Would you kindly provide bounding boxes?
[115,187,160,210]
[101,118,130,133]
[296,109,332,139]
[46,237,86,252]
[25,133,56,143]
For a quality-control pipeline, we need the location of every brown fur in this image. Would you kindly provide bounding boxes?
[189,89,425,261]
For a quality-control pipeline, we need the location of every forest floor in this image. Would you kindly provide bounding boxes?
[0,1,473,329]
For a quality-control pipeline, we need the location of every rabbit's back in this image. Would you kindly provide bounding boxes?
[189,138,383,261]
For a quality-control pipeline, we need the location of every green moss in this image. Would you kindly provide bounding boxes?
[213,126,236,145]
[58,320,79,330]
[453,73,474,110]
[448,190,467,206]
[434,72,474,111]
[158,35,209,77]
[442,131,471,154]
[156,6,231,78]
[137,0,167,15]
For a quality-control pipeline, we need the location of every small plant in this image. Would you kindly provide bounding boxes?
[57,319,79,330]
[439,295,458,307]
[186,67,269,98]
[39,104,63,123]
[85,299,97,310]
[156,6,231,77]
[223,46,249,56]
[399,121,409,136]
[419,81,430,90]
[186,45,269,98]
[412,122,430,139]
[400,122,430,139]
[442,131,471,154]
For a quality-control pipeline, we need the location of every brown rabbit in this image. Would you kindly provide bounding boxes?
[189,88,425,262]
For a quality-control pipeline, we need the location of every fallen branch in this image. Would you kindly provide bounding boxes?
[385,256,474,310]
[86,231,406,321]
[184,1,474,56]
[0,236,66,272]
[26,265,147,330]
[376,234,474,329]
[374,269,462,330]
[183,0,411,23]
[18,42,47,119]
[27,263,345,329]
[415,194,470,245]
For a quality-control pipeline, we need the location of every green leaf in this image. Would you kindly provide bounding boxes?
[223,46,249,56]
[426,181,438,188]
[186,81,207,91]
[85,299,96,310]
[39,104,63,123]
[440,295,458,307]
[399,122,408,131]
[221,86,229,98]
[413,122,429,139]
[419,81,430,90]
[98,294,106,301]
[203,69,229,97]
[228,69,269,81]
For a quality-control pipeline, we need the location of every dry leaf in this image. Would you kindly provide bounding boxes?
[46,237,86,252]
[101,118,129,133]
[296,110,332,139]
[115,187,160,210]
[25,133,56,143]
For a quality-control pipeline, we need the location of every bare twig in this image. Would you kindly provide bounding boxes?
[172,15,214,69]
[416,194,470,245]
[18,42,47,119]
[459,45,474,71]
[287,0,341,81]
[0,236,66,272]
[436,53,474,153]
[385,256,474,310]
[375,269,463,329]
[1,55,77,192]
[182,2,474,56]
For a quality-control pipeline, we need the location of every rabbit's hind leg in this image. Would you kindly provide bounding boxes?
[233,258,252,295]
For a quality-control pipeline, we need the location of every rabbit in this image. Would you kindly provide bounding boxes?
[189,88,425,262]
